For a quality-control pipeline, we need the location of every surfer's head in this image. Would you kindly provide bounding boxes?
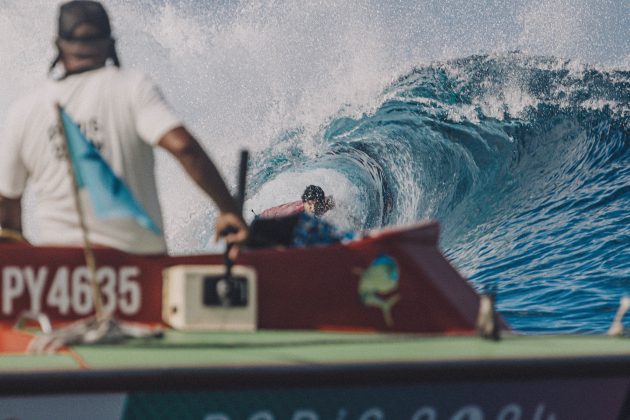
[50,1,120,76]
[301,185,334,216]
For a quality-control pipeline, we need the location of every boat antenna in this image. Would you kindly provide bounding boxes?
[236,149,249,214]
[225,149,248,266]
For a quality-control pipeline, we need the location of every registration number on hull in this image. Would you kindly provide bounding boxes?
[1,265,141,317]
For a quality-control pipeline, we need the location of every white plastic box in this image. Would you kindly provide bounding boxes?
[162,265,257,331]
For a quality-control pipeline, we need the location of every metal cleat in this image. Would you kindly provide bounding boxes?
[607,296,630,337]
[476,293,500,341]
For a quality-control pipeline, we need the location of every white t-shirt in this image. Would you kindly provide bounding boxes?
[0,66,182,254]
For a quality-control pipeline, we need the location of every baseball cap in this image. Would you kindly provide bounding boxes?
[58,1,112,40]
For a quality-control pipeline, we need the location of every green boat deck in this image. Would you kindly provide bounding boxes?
[2,331,630,419]
[2,330,630,372]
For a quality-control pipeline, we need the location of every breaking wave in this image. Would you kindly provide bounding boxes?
[247,53,629,333]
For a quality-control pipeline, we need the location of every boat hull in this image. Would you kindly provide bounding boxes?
[0,221,488,333]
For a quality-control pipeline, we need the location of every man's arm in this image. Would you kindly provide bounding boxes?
[158,127,248,249]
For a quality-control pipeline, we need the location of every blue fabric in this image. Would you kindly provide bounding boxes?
[60,107,161,235]
[292,213,358,247]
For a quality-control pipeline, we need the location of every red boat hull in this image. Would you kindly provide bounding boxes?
[0,221,490,333]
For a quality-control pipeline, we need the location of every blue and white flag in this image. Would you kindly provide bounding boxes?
[59,107,161,235]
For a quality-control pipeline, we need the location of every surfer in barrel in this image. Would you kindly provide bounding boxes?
[259,185,335,218]
[0,0,247,252]
[247,185,354,249]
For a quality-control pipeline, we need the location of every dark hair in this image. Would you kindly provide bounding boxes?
[50,1,120,74]
[301,185,325,203]
[301,185,335,216]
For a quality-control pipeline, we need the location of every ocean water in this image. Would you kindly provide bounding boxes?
[0,0,628,333]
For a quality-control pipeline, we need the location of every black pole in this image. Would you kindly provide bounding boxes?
[222,150,249,299]
[236,150,249,214]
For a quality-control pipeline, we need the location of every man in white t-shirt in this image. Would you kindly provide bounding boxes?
[0,0,247,255]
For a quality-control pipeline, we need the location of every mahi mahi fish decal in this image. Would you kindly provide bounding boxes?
[354,255,400,327]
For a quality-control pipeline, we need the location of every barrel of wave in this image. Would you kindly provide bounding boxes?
[246,168,364,232]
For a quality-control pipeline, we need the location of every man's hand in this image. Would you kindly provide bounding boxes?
[159,127,249,260]
[215,212,248,260]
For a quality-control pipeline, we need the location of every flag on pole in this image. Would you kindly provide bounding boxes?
[59,107,161,235]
